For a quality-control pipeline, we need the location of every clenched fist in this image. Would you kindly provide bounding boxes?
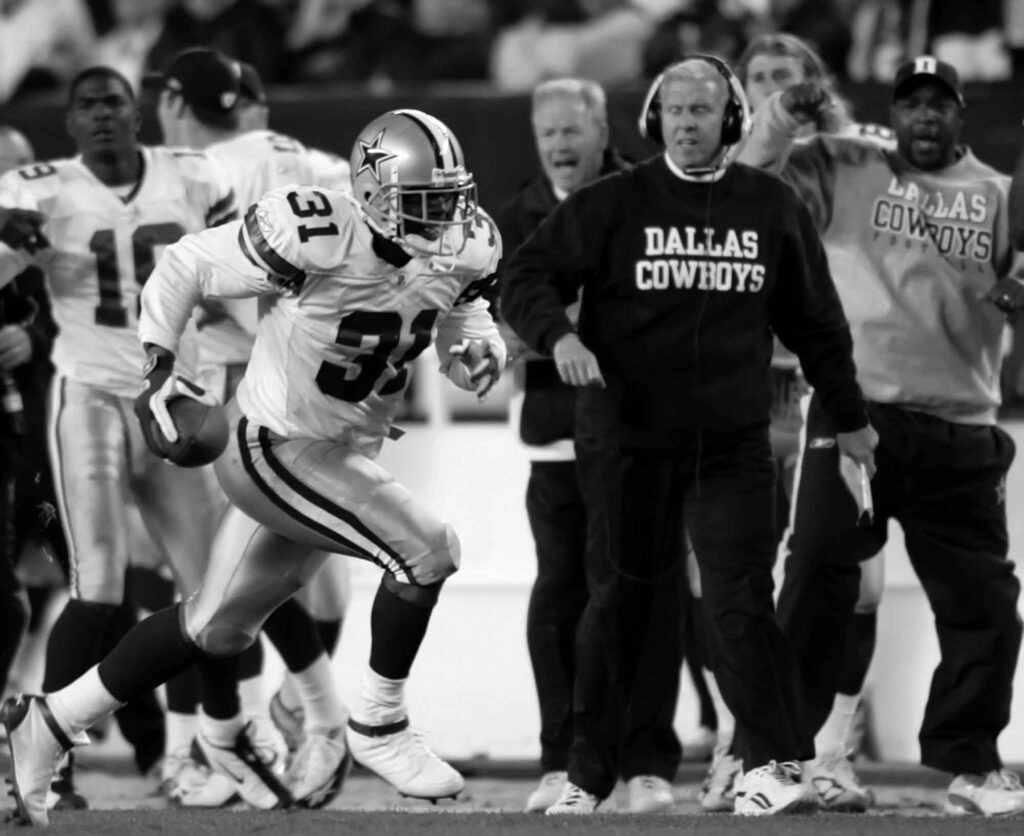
[0,208,49,254]
[780,82,833,128]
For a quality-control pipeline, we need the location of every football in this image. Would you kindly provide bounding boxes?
[161,396,230,467]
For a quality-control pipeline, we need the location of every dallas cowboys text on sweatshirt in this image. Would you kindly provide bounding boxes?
[500,155,868,448]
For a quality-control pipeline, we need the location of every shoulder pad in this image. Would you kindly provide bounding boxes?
[460,209,502,272]
[238,185,356,290]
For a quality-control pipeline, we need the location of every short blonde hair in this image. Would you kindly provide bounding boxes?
[531,78,608,129]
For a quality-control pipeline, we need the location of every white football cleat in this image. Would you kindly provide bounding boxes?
[525,770,567,813]
[804,751,872,811]
[346,717,463,800]
[193,723,294,809]
[699,745,742,812]
[1,695,88,826]
[289,728,351,808]
[627,775,674,812]
[545,780,602,815]
[734,760,817,816]
[947,770,1024,817]
[160,745,238,808]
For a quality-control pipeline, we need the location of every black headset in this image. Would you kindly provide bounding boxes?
[639,54,750,147]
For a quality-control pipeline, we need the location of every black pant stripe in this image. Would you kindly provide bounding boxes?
[255,424,414,583]
[235,417,379,566]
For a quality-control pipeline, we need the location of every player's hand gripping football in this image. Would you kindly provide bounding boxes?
[0,208,49,254]
[780,81,834,129]
[552,332,605,388]
[450,338,503,401]
[984,275,1024,314]
[133,350,217,455]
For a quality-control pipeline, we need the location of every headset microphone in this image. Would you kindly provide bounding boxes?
[638,53,752,149]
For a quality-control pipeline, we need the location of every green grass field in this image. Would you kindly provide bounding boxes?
[3,756,1022,835]
[10,810,1024,836]
[2,735,1022,834]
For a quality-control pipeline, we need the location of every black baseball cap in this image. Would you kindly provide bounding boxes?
[892,55,964,107]
[238,62,267,105]
[143,47,242,127]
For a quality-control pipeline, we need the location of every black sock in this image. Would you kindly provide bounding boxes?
[97,605,201,704]
[837,610,877,696]
[43,599,118,692]
[103,596,166,775]
[166,665,199,715]
[315,618,342,657]
[0,591,27,693]
[263,597,324,672]
[368,576,440,680]
[236,639,264,681]
[126,565,176,613]
[198,654,240,721]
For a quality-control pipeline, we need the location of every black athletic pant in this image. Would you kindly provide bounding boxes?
[569,427,810,799]
[777,396,1021,775]
[525,459,684,779]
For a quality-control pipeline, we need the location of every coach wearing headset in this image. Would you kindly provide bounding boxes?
[502,56,877,817]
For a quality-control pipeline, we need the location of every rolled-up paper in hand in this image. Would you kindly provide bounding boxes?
[839,455,874,526]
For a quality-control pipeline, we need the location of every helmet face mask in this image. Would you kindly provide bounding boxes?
[352,109,478,256]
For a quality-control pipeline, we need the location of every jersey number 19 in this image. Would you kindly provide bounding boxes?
[89,223,185,327]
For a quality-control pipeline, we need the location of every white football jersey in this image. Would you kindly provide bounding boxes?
[199,131,353,366]
[204,130,352,212]
[0,147,236,396]
[141,184,503,456]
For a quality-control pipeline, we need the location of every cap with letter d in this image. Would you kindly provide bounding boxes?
[892,55,964,107]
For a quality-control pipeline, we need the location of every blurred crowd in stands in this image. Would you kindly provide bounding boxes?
[2,0,1023,104]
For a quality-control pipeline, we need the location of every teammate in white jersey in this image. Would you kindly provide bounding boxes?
[0,108,505,827]
[147,47,355,775]
[0,66,239,811]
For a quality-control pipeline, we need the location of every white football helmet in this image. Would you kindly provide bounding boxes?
[350,109,477,255]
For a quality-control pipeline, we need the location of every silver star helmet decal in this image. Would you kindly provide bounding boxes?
[356,130,397,182]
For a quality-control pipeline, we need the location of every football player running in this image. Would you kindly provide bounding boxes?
[0,67,237,810]
[0,109,504,826]
[149,47,354,783]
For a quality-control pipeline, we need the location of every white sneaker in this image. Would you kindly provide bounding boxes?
[346,717,463,800]
[804,751,872,811]
[545,780,601,815]
[699,745,743,812]
[268,689,306,756]
[288,728,351,808]
[947,770,1024,816]
[735,761,817,816]
[1,694,87,826]
[525,770,567,813]
[194,722,294,809]
[627,775,674,812]
[160,745,238,808]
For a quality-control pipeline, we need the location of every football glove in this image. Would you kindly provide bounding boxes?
[134,352,217,455]
[449,338,502,401]
[0,208,49,254]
